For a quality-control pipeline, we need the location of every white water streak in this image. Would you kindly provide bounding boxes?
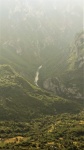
[34,65,42,86]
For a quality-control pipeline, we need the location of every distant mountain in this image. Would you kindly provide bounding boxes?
[0,0,83,83]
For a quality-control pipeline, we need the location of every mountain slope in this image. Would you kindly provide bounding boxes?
[63,32,84,96]
[0,0,83,122]
[0,65,82,121]
[43,32,84,102]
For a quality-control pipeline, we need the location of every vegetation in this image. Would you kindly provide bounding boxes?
[0,112,84,150]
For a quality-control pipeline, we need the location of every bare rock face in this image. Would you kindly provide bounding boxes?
[43,77,62,94]
[43,77,67,95]
[43,77,83,100]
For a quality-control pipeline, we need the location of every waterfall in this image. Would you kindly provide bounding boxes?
[34,65,42,86]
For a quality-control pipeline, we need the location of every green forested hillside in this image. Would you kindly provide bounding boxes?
[0,64,82,121]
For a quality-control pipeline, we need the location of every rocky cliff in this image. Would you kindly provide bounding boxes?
[43,32,84,101]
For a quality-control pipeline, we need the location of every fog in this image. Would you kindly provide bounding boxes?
[0,1,84,149]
